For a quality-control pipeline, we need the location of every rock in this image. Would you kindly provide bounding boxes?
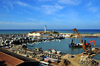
[58,59,71,66]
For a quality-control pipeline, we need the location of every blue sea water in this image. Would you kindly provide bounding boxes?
[0,29,100,60]
[0,29,100,34]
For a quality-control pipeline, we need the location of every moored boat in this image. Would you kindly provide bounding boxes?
[69,39,82,48]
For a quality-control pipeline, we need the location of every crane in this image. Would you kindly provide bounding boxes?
[72,28,87,52]
[72,28,96,53]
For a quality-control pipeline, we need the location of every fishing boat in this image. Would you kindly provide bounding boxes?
[43,56,58,63]
[69,39,82,48]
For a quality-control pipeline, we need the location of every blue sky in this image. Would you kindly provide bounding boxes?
[0,0,100,29]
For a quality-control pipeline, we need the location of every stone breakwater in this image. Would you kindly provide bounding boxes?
[60,33,100,38]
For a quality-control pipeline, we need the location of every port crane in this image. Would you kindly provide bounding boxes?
[72,28,87,52]
[72,28,95,52]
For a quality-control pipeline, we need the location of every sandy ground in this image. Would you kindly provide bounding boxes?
[57,53,100,66]
[60,54,82,66]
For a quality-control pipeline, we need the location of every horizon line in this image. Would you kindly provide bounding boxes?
[0,28,100,30]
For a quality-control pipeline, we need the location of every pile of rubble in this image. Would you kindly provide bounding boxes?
[79,55,99,66]
[58,59,71,66]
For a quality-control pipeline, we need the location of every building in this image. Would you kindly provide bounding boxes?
[28,32,42,37]
[60,33,72,38]
[28,25,49,37]
[0,52,24,66]
[27,31,51,37]
[27,25,60,37]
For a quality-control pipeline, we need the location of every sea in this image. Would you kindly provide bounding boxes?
[0,29,100,60]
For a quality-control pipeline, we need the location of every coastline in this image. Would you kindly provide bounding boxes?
[0,32,100,66]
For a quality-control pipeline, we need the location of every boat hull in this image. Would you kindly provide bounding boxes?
[69,44,82,48]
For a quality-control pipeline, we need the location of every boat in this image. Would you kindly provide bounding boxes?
[43,56,58,63]
[0,45,3,47]
[69,39,82,48]
[69,43,82,48]
[27,43,34,47]
[55,36,65,39]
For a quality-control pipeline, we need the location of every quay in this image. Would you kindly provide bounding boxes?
[60,33,100,38]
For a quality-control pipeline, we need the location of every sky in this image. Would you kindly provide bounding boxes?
[0,0,100,29]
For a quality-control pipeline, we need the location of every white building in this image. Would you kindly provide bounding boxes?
[28,32,41,37]
[60,33,72,38]
[28,25,47,37]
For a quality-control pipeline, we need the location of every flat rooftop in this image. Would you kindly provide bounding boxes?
[0,52,24,66]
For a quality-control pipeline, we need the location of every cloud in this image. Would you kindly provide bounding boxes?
[88,7,98,13]
[15,1,31,7]
[0,21,47,29]
[87,1,98,13]
[58,0,81,5]
[3,6,10,12]
[41,4,64,14]
[0,21,45,26]
[0,22,30,25]
[1,0,63,14]
[87,1,92,6]
[27,18,36,22]
[0,22,47,29]
[1,0,14,10]
[38,0,52,2]
[2,0,33,10]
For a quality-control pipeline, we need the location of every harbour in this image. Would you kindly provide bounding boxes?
[0,28,100,66]
[1,0,100,65]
